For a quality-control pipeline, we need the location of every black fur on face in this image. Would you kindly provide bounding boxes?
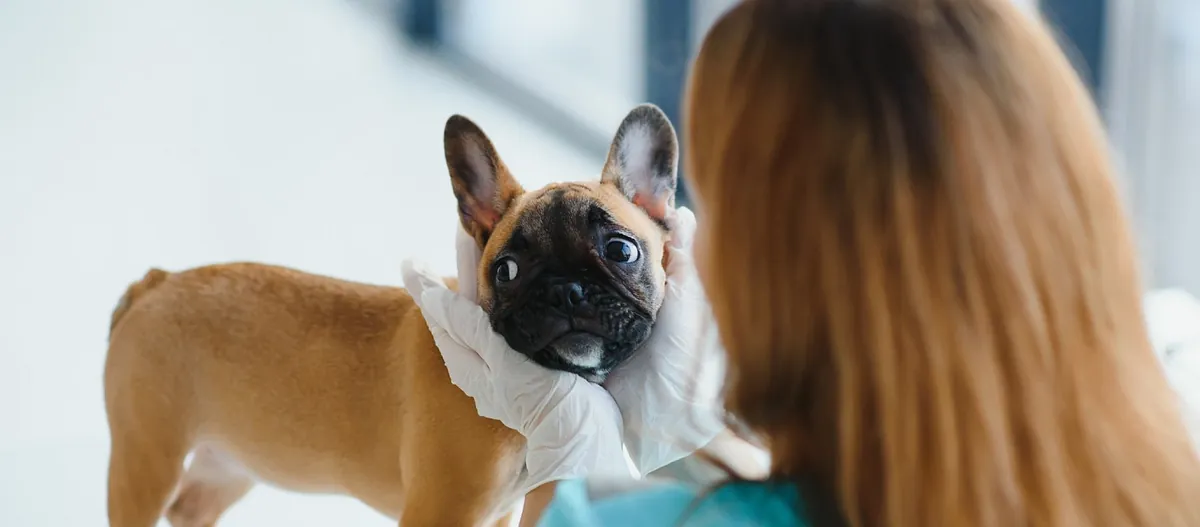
[445,104,677,382]
[486,185,659,382]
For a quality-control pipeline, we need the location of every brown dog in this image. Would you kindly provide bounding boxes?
[104,105,680,526]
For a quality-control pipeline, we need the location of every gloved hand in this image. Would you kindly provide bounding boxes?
[604,207,725,474]
[401,259,631,492]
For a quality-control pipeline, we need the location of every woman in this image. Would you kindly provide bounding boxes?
[405,0,1200,524]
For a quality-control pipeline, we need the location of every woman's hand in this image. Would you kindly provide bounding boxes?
[604,207,726,475]
[401,260,631,492]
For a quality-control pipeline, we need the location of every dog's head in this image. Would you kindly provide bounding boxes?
[444,105,678,382]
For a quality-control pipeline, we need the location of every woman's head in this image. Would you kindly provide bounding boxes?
[686,0,1200,525]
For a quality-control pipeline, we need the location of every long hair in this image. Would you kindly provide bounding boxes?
[684,1,1200,525]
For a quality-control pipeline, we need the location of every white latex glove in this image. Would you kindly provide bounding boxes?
[401,259,631,492]
[454,226,479,304]
[604,207,725,474]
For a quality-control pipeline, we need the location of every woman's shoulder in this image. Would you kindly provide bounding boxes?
[539,478,806,527]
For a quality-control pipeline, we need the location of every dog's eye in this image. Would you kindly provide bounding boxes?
[604,237,640,263]
[495,258,518,283]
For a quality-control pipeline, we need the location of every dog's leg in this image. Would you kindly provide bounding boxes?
[166,445,255,527]
[397,441,523,526]
[397,314,529,526]
[106,411,189,527]
[106,329,195,527]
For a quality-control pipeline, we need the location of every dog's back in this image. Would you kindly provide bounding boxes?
[104,263,525,526]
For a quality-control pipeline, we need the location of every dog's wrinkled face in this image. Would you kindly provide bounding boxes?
[480,182,665,382]
[444,105,678,382]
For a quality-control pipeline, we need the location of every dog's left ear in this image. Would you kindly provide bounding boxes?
[601,104,678,222]
[444,115,524,245]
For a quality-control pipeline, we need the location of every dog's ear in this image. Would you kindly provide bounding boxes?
[444,115,524,244]
[601,104,678,222]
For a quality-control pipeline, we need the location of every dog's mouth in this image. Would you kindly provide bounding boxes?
[529,331,612,382]
[491,302,655,383]
[547,331,606,368]
[499,326,624,383]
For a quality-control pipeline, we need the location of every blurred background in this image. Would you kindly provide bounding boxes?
[0,0,1196,525]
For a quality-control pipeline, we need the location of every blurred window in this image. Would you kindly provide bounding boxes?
[441,0,644,135]
[1106,0,1200,294]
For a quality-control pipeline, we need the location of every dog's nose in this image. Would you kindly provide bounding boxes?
[546,281,587,311]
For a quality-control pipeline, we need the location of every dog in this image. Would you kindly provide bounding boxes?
[104,104,679,526]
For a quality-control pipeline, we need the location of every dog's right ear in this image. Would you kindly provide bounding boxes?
[601,104,678,223]
[444,115,523,245]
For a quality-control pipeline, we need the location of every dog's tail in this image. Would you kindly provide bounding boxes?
[110,268,169,339]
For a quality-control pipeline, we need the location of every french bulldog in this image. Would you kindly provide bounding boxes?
[104,104,678,527]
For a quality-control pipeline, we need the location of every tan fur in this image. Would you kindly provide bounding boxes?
[109,268,168,336]
[105,263,525,526]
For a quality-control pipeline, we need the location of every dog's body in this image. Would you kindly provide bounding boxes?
[106,264,527,526]
[105,106,683,526]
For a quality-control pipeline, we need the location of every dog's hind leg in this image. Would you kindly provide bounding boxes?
[106,318,196,526]
[107,436,188,527]
[105,382,191,527]
[166,445,255,527]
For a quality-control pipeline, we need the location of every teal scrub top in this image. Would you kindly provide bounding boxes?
[538,479,807,527]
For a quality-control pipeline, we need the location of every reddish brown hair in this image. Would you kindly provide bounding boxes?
[685,1,1200,525]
